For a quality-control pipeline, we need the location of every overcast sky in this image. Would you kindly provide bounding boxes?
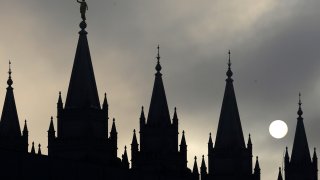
[0,0,320,179]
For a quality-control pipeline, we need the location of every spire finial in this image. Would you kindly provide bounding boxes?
[7,60,13,87]
[228,50,231,67]
[155,45,162,73]
[226,50,233,80]
[298,92,303,117]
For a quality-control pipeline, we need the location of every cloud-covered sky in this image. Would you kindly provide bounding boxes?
[0,0,320,179]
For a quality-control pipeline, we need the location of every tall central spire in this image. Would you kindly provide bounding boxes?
[147,45,171,126]
[65,21,100,109]
[290,93,311,164]
[214,50,245,148]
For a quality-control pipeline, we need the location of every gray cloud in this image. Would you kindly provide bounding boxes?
[0,0,319,179]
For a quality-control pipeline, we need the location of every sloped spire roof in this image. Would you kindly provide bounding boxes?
[131,129,138,145]
[247,134,252,146]
[147,46,171,126]
[180,130,186,146]
[0,61,21,137]
[111,118,117,134]
[277,167,283,180]
[48,116,55,132]
[31,142,35,154]
[23,120,28,133]
[291,93,311,164]
[201,155,207,170]
[214,51,245,149]
[193,156,199,175]
[65,21,100,109]
[254,156,260,171]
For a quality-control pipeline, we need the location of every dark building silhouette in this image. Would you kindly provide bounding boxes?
[281,94,318,180]
[129,46,197,180]
[200,51,261,180]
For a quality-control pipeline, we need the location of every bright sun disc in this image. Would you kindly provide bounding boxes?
[269,120,288,139]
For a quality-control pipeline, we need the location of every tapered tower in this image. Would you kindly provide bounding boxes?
[283,93,317,180]
[0,61,28,153]
[204,51,259,180]
[130,46,196,180]
[47,18,120,167]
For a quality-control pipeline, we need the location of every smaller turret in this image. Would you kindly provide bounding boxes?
[139,106,145,131]
[200,155,207,180]
[285,146,290,166]
[57,92,63,137]
[22,120,28,152]
[313,148,318,179]
[131,129,139,168]
[179,130,187,168]
[102,93,108,111]
[122,146,129,169]
[208,133,213,173]
[30,142,36,155]
[193,156,199,179]
[247,134,253,170]
[277,167,283,180]
[172,107,178,127]
[48,116,55,156]
[254,156,261,179]
[110,118,118,157]
[38,144,42,155]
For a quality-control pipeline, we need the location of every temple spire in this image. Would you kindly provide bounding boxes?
[147,45,171,126]
[65,17,100,109]
[0,61,21,137]
[214,51,245,148]
[291,93,311,164]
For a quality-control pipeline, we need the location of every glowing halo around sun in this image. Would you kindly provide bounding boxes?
[269,120,288,139]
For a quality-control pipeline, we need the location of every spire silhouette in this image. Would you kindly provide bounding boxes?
[254,156,261,172]
[38,144,42,155]
[277,167,283,180]
[214,50,245,148]
[23,120,28,135]
[131,129,138,146]
[291,93,311,164]
[180,130,186,146]
[48,116,55,132]
[102,93,108,110]
[147,45,171,126]
[65,18,100,109]
[0,61,21,137]
[122,146,129,169]
[201,155,207,171]
[31,142,35,154]
[193,156,199,175]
